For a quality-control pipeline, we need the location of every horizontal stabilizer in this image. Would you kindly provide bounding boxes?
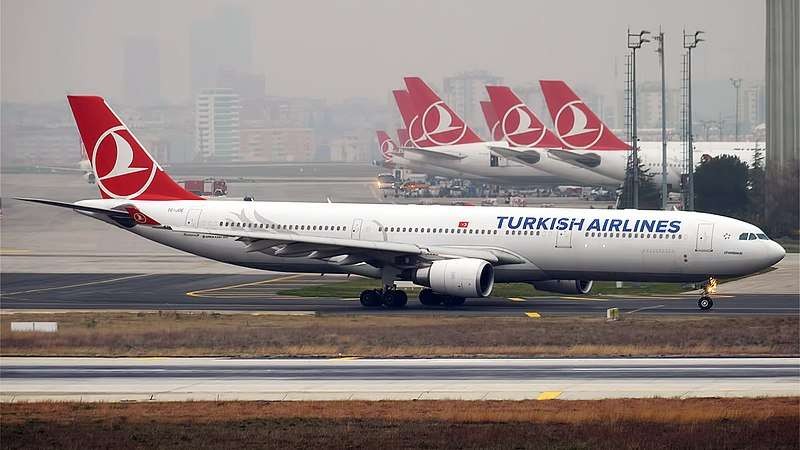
[14,197,131,219]
[488,146,541,165]
[547,149,602,168]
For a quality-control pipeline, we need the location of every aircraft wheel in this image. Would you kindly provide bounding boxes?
[359,289,383,307]
[698,296,713,310]
[383,290,408,309]
[419,288,440,306]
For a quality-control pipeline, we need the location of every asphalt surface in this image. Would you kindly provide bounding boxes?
[2,357,798,401]
[2,272,798,316]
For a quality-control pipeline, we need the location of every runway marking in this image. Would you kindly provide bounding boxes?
[537,391,562,400]
[626,305,666,314]
[0,248,31,255]
[558,296,609,302]
[525,312,541,318]
[330,356,361,360]
[186,274,307,298]
[1,273,156,296]
[509,297,527,302]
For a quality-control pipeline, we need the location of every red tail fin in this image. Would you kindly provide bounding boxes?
[397,129,412,148]
[486,86,562,148]
[538,80,630,150]
[392,90,427,148]
[403,77,483,146]
[479,101,503,141]
[375,130,396,162]
[67,96,203,200]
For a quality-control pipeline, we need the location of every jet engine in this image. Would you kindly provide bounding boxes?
[532,279,593,295]
[412,258,494,298]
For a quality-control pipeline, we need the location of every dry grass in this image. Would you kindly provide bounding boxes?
[1,312,798,357]
[2,398,798,449]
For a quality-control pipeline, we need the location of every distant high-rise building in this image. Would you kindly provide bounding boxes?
[190,5,253,96]
[195,88,240,161]
[217,67,265,100]
[637,82,681,132]
[123,37,160,106]
[742,83,766,132]
[239,125,314,162]
[443,70,503,137]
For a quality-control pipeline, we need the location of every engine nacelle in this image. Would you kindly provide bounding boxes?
[412,258,494,298]
[532,279,593,295]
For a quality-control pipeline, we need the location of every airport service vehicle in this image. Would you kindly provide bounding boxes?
[391,79,560,185]
[180,178,227,197]
[538,80,763,188]
[20,96,785,311]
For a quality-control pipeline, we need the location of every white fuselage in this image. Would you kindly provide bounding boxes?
[78,199,783,285]
[398,141,762,190]
[400,142,600,185]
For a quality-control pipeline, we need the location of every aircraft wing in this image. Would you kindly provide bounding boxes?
[398,147,466,160]
[169,226,525,268]
[488,146,542,166]
[547,149,602,168]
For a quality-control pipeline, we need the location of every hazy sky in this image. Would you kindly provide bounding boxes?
[2,0,765,104]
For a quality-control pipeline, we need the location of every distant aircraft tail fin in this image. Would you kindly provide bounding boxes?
[479,101,503,141]
[67,96,203,200]
[538,80,630,150]
[485,85,562,148]
[403,76,483,146]
[376,130,397,164]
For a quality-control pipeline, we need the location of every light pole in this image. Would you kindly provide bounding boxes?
[683,29,703,211]
[730,78,742,141]
[654,29,668,210]
[628,28,650,209]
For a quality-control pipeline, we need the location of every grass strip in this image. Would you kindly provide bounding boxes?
[2,398,798,449]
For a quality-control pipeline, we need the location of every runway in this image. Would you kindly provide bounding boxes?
[2,357,797,402]
[1,272,798,316]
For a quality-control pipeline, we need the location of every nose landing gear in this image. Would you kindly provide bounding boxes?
[698,277,718,310]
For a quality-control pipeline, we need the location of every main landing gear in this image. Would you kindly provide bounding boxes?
[359,286,408,309]
[419,288,466,307]
[697,277,718,311]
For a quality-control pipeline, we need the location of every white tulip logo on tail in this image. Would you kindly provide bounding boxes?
[554,101,604,149]
[92,125,158,199]
[379,138,395,161]
[501,104,546,147]
[421,101,467,145]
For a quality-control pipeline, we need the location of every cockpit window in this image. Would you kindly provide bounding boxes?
[757,233,769,240]
[739,233,749,240]
[748,233,758,240]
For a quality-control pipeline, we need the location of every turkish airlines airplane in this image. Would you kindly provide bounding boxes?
[539,80,763,189]
[19,96,784,311]
[391,79,560,185]
[483,85,622,185]
[376,130,486,180]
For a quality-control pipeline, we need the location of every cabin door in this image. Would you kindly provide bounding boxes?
[695,223,714,252]
[351,218,363,240]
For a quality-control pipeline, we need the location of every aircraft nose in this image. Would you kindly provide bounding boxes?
[764,241,786,267]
